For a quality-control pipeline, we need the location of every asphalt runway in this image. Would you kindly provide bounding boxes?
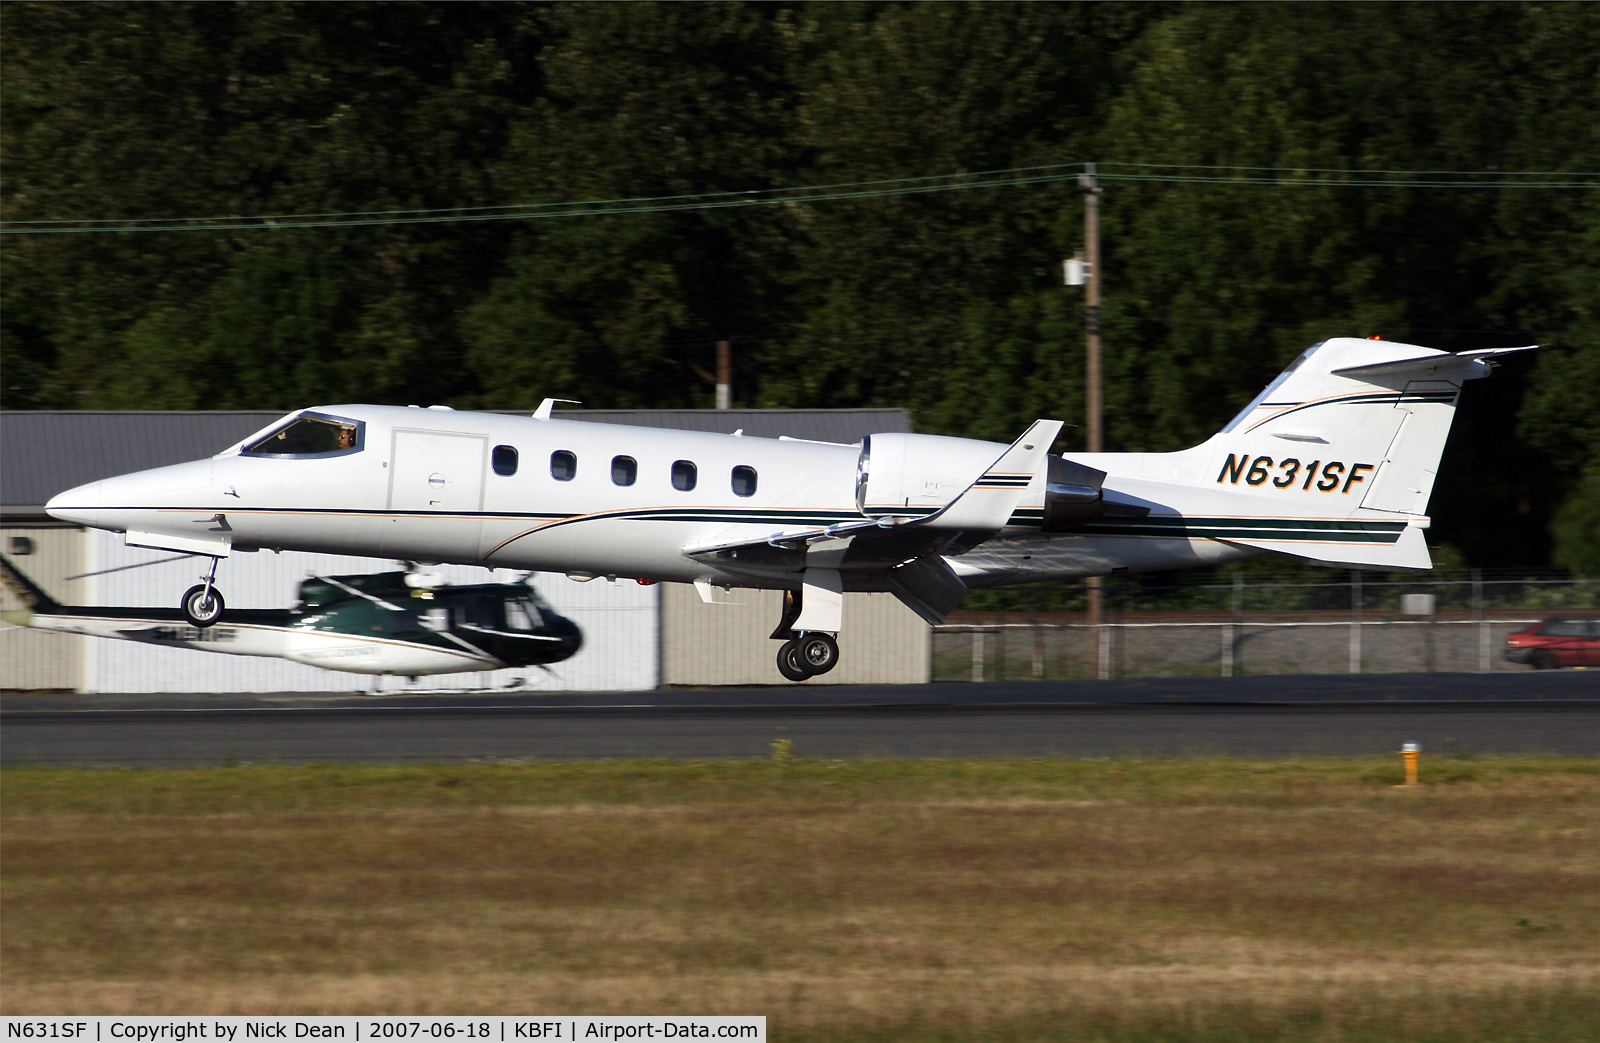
[3,672,1595,765]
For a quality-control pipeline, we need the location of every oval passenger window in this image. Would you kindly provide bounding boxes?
[731,465,757,497]
[672,460,697,492]
[551,450,577,481]
[612,456,637,487]
[492,445,519,477]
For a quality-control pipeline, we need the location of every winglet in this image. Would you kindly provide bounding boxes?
[923,419,1064,531]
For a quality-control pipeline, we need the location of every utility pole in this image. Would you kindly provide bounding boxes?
[715,340,732,410]
[1082,163,1102,455]
[1080,163,1107,678]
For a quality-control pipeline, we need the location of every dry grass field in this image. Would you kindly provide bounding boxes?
[2,756,1596,1041]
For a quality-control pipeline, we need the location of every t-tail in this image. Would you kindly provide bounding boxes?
[1131,338,1534,571]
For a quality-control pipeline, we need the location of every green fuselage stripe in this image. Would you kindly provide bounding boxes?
[124,503,1406,545]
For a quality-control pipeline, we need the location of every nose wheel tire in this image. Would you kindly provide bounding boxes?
[776,640,811,682]
[181,584,225,628]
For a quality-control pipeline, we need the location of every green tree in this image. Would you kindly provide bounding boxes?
[772,2,1158,443]
[2,1,545,409]
[460,2,800,409]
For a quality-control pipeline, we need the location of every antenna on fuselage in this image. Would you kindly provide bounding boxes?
[533,398,582,420]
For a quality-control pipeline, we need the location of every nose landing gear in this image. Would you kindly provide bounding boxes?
[180,556,226,627]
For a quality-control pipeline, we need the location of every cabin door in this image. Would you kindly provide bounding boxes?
[386,430,486,561]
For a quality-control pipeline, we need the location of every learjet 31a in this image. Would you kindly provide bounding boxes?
[45,337,1531,681]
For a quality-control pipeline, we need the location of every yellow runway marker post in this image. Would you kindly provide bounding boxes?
[1394,741,1421,787]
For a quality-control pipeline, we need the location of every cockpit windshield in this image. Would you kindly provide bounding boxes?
[243,414,363,457]
[505,594,546,631]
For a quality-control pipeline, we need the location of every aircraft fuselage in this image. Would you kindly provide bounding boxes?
[43,405,1246,595]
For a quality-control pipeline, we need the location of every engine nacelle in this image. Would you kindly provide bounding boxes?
[855,433,1139,531]
[855,433,1006,516]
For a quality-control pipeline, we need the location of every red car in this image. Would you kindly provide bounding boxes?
[1503,615,1600,669]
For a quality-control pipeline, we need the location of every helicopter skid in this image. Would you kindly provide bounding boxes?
[14,612,503,677]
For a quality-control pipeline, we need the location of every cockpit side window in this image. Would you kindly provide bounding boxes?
[243,414,363,457]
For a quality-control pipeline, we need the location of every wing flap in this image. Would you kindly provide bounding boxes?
[883,555,970,624]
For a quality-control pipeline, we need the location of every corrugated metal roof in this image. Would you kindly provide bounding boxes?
[1,407,910,512]
[2,411,286,512]
[526,407,909,443]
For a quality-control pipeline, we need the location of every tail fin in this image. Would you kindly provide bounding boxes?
[1189,338,1533,569]
[0,553,64,619]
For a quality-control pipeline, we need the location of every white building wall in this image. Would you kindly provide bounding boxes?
[0,528,87,691]
[660,583,930,686]
[83,530,658,693]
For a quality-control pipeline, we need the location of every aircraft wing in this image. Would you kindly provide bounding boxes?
[684,420,1064,579]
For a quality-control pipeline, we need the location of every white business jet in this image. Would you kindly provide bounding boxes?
[45,337,1530,681]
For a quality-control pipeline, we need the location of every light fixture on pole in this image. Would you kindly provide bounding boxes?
[716,340,732,410]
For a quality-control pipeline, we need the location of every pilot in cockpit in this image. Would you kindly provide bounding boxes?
[246,416,360,456]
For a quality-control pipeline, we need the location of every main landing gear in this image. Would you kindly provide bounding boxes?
[777,633,839,681]
[180,556,226,628]
[771,587,841,682]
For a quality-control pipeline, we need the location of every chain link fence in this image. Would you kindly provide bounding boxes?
[933,571,1599,681]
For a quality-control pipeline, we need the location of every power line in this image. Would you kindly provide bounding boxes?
[0,169,1093,234]
[2,162,1592,235]
[1097,173,1596,189]
[1103,161,1598,176]
[6,162,1095,227]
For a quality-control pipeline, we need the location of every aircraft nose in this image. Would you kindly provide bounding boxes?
[560,620,584,658]
[45,459,215,535]
[45,480,103,528]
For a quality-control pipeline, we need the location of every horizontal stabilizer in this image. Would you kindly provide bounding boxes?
[1331,345,1536,383]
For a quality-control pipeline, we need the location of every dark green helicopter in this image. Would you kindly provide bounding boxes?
[2,557,582,679]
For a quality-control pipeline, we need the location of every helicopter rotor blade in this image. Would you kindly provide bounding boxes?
[65,553,198,581]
